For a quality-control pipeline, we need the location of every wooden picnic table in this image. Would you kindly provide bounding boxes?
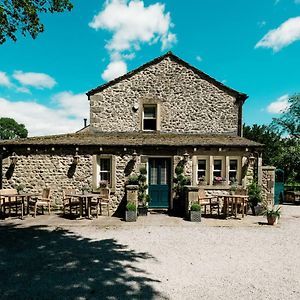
[215,194,249,218]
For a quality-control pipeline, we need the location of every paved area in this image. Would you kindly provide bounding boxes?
[0,205,300,299]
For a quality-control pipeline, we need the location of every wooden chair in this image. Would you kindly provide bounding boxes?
[62,188,81,216]
[98,188,110,216]
[89,195,101,218]
[29,188,51,218]
[0,188,23,218]
[235,187,248,215]
[198,189,220,216]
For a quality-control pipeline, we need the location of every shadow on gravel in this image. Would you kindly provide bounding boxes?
[0,223,166,300]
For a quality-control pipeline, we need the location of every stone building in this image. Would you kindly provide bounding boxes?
[0,52,262,214]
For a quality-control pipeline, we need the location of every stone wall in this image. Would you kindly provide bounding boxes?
[90,57,239,135]
[1,152,138,214]
[261,166,275,206]
[2,154,93,207]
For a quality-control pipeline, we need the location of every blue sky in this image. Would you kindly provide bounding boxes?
[0,0,300,136]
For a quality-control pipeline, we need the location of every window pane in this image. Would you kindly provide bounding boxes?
[144,119,156,130]
[100,158,111,171]
[144,106,156,118]
[150,160,158,184]
[99,158,111,185]
[213,159,222,177]
[160,160,167,185]
[197,159,206,182]
[229,160,238,171]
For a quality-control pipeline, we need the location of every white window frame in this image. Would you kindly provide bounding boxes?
[93,154,116,192]
[212,156,225,180]
[142,104,157,131]
[227,156,242,184]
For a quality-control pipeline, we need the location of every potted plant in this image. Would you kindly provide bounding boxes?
[229,179,238,195]
[99,180,108,188]
[190,203,201,222]
[125,202,137,222]
[198,176,207,186]
[127,174,139,185]
[213,176,226,186]
[247,181,262,215]
[262,206,281,225]
[16,184,25,194]
[137,167,150,216]
[81,184,90,195]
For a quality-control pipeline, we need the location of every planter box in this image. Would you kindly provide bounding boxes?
[190,210,201,222]
[138,207,148,216]
[125,211,137,222]
[213,181,226,186]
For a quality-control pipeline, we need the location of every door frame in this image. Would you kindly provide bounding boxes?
[146,156,174,210]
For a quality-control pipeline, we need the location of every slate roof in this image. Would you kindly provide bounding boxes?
[0,131,262,148]
[86,52,248,103]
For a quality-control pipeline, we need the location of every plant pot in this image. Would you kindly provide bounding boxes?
[138,206,148,216]
[198,181,207,186]
[125,211,137,222]
[190,210,201,222]
[267,215,278,225]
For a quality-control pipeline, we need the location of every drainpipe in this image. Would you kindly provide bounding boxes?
[84,118,87,128]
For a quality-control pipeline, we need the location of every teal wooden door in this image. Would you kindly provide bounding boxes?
[148,158,171,208]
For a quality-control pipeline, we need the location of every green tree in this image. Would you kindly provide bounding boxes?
[272,94,300,139]
[0,0,73,44]
[243,124,283,166]
[0,117,28,139]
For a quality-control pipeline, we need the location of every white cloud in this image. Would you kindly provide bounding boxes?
[0,92,89,136]
[16,86,31,94]
[13,71,57,89]
[196,55,202,62]
[255,16,300,51]
[52,91,89,119]
[89,0,176,82]
[267,94,290,114]
[101,60,127,81]
[0,71,11,87]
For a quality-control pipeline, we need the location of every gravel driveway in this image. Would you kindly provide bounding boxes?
[1,205,300,300]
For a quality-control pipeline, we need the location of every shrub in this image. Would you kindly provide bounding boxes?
[191,203,201,211]
[126,202,136,211]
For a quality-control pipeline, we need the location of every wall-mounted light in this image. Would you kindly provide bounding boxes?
[10,152,18,165]
[183,151,189,162]
[132,150,138,161]
[73,152,80,165]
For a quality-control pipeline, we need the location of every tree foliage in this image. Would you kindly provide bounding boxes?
[272,94,300,139]
[243,124,283,166]
[243,123,300,182]
[0,117,28,139]
[0,0,73,44]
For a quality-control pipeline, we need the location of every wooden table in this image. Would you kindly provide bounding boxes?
[66,193,99,219]
[0,193,37,219]
[216,194,249,218]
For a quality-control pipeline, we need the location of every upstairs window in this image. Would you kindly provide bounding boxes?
[143,105,157,131]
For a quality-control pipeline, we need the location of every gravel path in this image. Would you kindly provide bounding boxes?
[1,205,300,299]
